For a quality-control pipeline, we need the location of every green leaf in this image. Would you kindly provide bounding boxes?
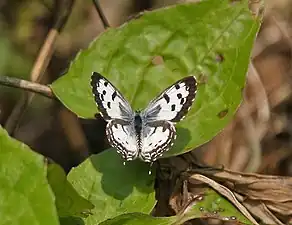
[47,163,94,218]
[178,189,253,225]
[0,126,59,225]
[67,150,156,225]
[51,0,261,157]
[99,213,176,225]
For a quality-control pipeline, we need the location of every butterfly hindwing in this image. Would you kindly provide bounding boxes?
[142,76,197,122]
[91,72,133,121]
[106,119,139,161]
[140,121,176,162]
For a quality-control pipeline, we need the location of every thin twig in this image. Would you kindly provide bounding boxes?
[4,0,75,135]
[92,0,110,28]
[0,75,55,99]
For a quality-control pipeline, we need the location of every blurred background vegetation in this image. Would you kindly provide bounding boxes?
[0,0,292,179]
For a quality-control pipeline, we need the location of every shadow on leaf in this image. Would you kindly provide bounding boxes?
[164,126,192,157]
[59,216,85,225]
[89,150,155,200]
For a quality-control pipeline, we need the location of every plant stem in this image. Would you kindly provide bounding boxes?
[92,0,110,28]
[0,75,55,99]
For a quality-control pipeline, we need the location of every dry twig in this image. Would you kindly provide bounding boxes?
[0,75,55,99]
[4,0,75,135]
[92,0,110,28]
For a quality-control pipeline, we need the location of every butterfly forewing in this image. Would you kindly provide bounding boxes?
[106,119,139,161]
[142,76,197,123]
[140,121,176,162]
[91,72,134,121]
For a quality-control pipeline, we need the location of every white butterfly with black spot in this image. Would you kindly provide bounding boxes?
[90,72,197,163]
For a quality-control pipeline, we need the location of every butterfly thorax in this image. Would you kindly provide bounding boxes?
[134,113,143,150]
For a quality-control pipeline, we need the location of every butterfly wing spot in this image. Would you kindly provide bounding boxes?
[142,76,197,122]
[171,104,175,111]
[163,94,170,103]
[112,91,117,101]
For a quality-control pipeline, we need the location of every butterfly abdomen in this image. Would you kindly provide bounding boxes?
[134,114,143,150]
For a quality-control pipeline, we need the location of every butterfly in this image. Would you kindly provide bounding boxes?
[90,72,197,163]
